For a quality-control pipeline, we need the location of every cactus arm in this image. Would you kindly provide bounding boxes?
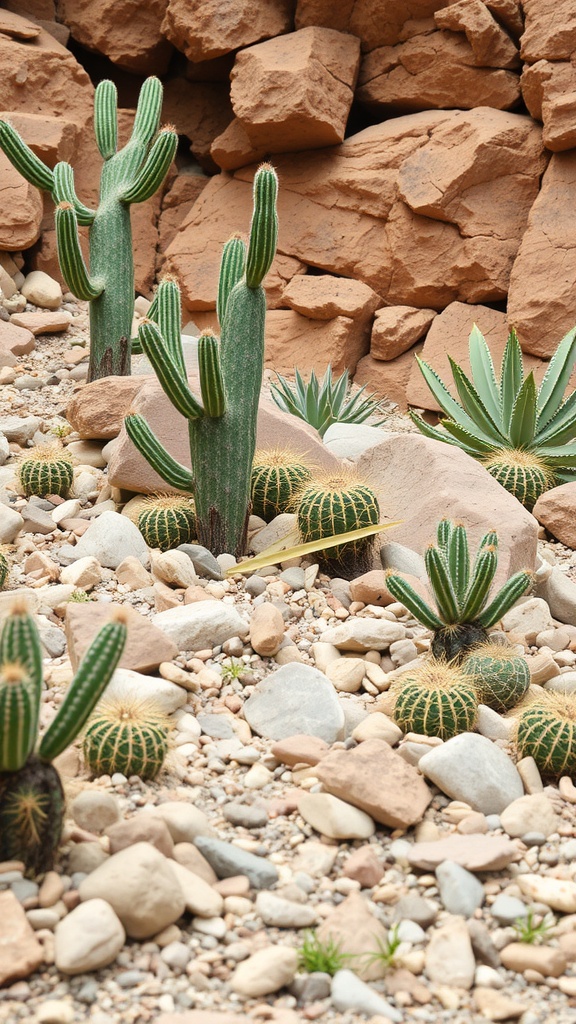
[94,79,118,160]
[152,278,186,376]
[38,616,127,763]
[0,606,43,688]
[52,163,95,226]
[217,235,246,326]
[130,75,163,146]
[0,120,55,192]
[448,524,470,607]
[137,321,204,421]
[125,413,195,491]
[0,608,44,771]
[425,546,460,623]
[459,545,498,621]
[55,203,104,300]
[384,573,444,630]
[245,164,278,288]
[476,570,532,629]
[120,129,178,205]
[198,332,225,417]
[436,519,453,556]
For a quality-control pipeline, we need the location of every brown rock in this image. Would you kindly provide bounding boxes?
[500,942,568,977]
[350,570,395,606]
[271,734,330,766]
[107,394,340,494]
[230,28,360,152]
[354,433,538,583]
[342,846,385,888]
[356,30,520,114]
[0,322,35,358]
[65,602,177,674]
[162,0,293,62]
[521,60,576,148]
[282,275,380,321]
[542,91,576,153]
[105,816,175,858]
[533,483,576,549]
[59,0,173,74]
[354,346,423,411]
[162,78,233,172]
[0,110,76,167]
[0,8,40,38]
[10,311,72,334]
[473,987,527,1021]
[0,152,43,250]
[484,0,524,39]
[314,738,433,828]
[520,0,576,62]
[408,834,521,871]
[156,1015,253,1024]
[0,890,44,985]
[66,375,146,439]
[265,309,370,376]
[158,169,210,251]
[264,255,308,310]
[507,153,576,357]
[210,117,270,172]
[434,0,520,68]
[296,0,459,49]
[370,306,435,360]
[249,603,285,657]
[316,891,389,981]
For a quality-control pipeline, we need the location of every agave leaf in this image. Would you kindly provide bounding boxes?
[415,358,500,443]
[552,469,576,484]
[499,328,524,431]
[508,373,537,448]
[228,522,399,575]
[536,325,576,429]
[441,420,496,455]
[295,367,309,409]
[330,368,349,413]
[468,324,502,427]
[449,359,505,441]
[534,389,576,447]
[540,450,576,467]
[409,412,475,452]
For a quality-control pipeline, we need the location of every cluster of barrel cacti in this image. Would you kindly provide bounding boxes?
[0,602,127,874]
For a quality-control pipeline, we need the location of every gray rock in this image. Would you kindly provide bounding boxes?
[0,415,41,444]
[392,894,438,928]
[380,540,427,579]
[222,802,268,829]
[20,503,55,534]
[436,861,485,916]
[536,566,576,626]
[243,664,345,742]
[153,602,249,652]
[490,894,528,926]
[245,575,267,597]
[197,713,235,739]
[467,919,501,968]
[323,422,389,460]
[38,622,66,658]
[419,733,524,814]
[290,971,332,1003]
[71,511,149,569]
[194,836,278,889]
[0,434,10,466]
[279,567,306,590]
[176,543,223,580]
[331,969,402,1022]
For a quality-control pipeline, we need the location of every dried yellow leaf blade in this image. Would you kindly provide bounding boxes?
[227,521,401,576]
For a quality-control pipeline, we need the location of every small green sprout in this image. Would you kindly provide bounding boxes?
[220,658,245,681]
[513,909,555,944]
[297,930,351,975]
[359,924,403,971]
[69,589,92,603]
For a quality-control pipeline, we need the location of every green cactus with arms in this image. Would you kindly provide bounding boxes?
[125,164,278,557]
[0,601,127,875]
[0,77,177,382]
[385,519,532,661]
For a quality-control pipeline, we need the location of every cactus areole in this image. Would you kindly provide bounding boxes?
[125,164,279,558]
[0,77,177,382]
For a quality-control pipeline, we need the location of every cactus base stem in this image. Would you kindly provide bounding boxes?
[431,622,489,663]
[0,756,64,877]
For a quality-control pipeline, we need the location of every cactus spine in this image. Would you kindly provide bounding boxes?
[385,520,532,662]
[0,603,127,874]
[125,164,278,557]
[515,693,576,778]
[251,449,313,521]
[83,696,168,780]
[19,443,74,498]
[392,659,479,739]
[0,78,177,381]
[138,493,196,551]
[462,642,530,713]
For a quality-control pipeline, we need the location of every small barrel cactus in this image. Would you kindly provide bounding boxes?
[19,443,74,498]
[0,550,9,590]
[392,658,479,740]
[251,448,313,521]
[138,493,196,551]
[515,693,576,778]
[462,642,530,713]
[83,695,169,780]
[481,449,553,513]
[296,472,380,576]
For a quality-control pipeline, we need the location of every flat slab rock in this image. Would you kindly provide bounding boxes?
[243,664,345,743]
[314,738,433,828]
[408,834,522,872]
[65,602,177,674]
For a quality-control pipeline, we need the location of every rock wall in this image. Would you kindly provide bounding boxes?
[1,0,575,408]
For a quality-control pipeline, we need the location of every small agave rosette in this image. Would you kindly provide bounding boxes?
[515,692,576,779]
[83,694,170,780]
[392,658,479,740]
[462,641,530,713]
[251,447,313,521]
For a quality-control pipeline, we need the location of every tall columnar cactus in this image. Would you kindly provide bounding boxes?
[125,164,278,558]
[385,519,532,661]
[0,78,177,382]
[0,602,127,875]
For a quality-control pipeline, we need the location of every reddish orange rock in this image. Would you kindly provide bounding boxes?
[354,345,424,412]
[282,274,380,321]
[370,306,435,360]
[434,0,520,68]
[520,0,576,62]
[161,0,293,62]
[342,845,385,888]
[59,0,173,74]
[271,735,330,767]
[0,890,44,986]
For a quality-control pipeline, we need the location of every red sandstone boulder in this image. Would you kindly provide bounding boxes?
[265,309,370,376]
[158,170,210,253]
[0,154,43,250]
[533,483,576,549]
[281,275,380,320]
[521,61,576,152]
[520,0,576,62]
[507,153,576,358]
[59,0,173,74]
[434,0,520,68]
[161,0,294,62]
[210,118,269,173]
[66,376,149,440]
[370,306,436,360]
[353,346,424,412]
[295,0,443,49]
[0,111,76,167]
[162,79,233,172]
[230,27,360,153]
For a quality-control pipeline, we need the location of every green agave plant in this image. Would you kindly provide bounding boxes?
[410,324,576,510]
[270,365,386,438]
[385,519,532,661]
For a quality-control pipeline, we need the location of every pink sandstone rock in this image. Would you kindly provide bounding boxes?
[370,306,436,360]
[161,0,294,62]
[434,0,520,68]
[210,117,270,172]
[521,60,576,152]
[0,890,44,986]
[354,345,424,411]
[281,274,380,320]
[0,156,42,250]
[158,170,210,252]
[162,78,233,173]
[65,603,177,674]
[265,309,370,375]
[0,322,35,358]
[59,0,173,74]
[533,483,576,549]
[66,375,149,439]
[230,27,360,152]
